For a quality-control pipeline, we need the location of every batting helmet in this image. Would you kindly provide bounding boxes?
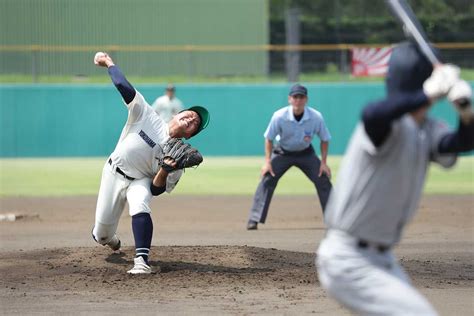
[386,41,439,96]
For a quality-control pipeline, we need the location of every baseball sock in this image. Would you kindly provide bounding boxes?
[131,213,153,265]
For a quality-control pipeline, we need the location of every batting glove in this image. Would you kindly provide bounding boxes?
[423,64,460,100]
[448,80,473,123]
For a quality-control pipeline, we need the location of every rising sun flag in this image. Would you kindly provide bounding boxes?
[351,46,393,77]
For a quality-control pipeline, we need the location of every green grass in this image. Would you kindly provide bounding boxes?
[2,69,474,84]
[424,157,474,194]
[0,156,472,197]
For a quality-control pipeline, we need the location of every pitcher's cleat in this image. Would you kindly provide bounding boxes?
[106,235,121,251]
[127,256,152,274]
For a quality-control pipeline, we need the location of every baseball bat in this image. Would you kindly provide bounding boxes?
[386,0,472,111]
[385,0,440,65]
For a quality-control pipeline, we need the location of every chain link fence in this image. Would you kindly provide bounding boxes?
[1,43,473,82]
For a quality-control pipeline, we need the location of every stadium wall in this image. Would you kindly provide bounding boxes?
[0,83,463,157]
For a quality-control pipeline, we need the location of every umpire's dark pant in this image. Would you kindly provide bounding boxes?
[248,145,332,224]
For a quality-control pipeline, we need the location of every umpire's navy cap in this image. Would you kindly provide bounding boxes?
[289,84,308,96]
[386,41,439,96]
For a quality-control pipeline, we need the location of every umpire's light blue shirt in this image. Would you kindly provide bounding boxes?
[264,105,331,152]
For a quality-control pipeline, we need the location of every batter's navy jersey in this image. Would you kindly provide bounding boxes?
[265,105,331,151]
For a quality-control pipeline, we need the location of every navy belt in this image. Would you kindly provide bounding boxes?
[357,239,390,253]
[108,158,135,181]
[275,145,314,157]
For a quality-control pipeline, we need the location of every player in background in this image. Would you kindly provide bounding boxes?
[152,84,184,123]
[247,84,332,230]
[316,42,474,315]
[92,52,209,274]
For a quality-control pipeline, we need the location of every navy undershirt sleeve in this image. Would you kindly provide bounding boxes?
[108,65,136,104]
[362,90,429,147]
[438,119,474,153]
[150,184,166,196]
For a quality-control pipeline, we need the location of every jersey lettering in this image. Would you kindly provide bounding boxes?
[138,130,156,148]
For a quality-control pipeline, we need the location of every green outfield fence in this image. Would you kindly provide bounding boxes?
[1,82,468,157]
[2,0,474,82]
[0,0,269,80]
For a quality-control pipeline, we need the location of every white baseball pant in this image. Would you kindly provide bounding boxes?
[316,229,437,316]
[92,160,152,244]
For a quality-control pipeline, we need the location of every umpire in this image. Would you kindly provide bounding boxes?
[247,84,332,230]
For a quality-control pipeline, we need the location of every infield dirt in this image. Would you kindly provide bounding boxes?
[1,195,473,315]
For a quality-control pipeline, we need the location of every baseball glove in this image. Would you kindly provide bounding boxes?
[159,138,203,173]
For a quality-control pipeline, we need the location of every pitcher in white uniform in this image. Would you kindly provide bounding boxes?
[92,52,210,274]
[316,42,474,315]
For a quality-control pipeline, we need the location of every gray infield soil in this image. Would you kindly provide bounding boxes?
[0,195,473,315]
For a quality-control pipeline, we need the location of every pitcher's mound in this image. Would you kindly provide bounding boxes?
[1,246,317,300]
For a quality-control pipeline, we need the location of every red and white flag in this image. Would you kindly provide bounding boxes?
[351,47,393,77]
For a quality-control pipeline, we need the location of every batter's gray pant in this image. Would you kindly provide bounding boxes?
[248,147,332,224]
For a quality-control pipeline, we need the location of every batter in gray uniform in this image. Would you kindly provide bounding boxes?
[247,84,332,230]
[316,42,474,315]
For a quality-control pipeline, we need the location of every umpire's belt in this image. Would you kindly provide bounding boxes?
[108,158,135,181]
[275,145,314,157]
[357,239,390,253]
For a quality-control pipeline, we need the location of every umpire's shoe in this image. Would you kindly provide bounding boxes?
[106,235,121,251]
[127,257,152,274]
[247,220,258,230]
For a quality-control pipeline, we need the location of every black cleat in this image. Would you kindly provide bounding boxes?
[247,221,258,230]
[106,235,121,251]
